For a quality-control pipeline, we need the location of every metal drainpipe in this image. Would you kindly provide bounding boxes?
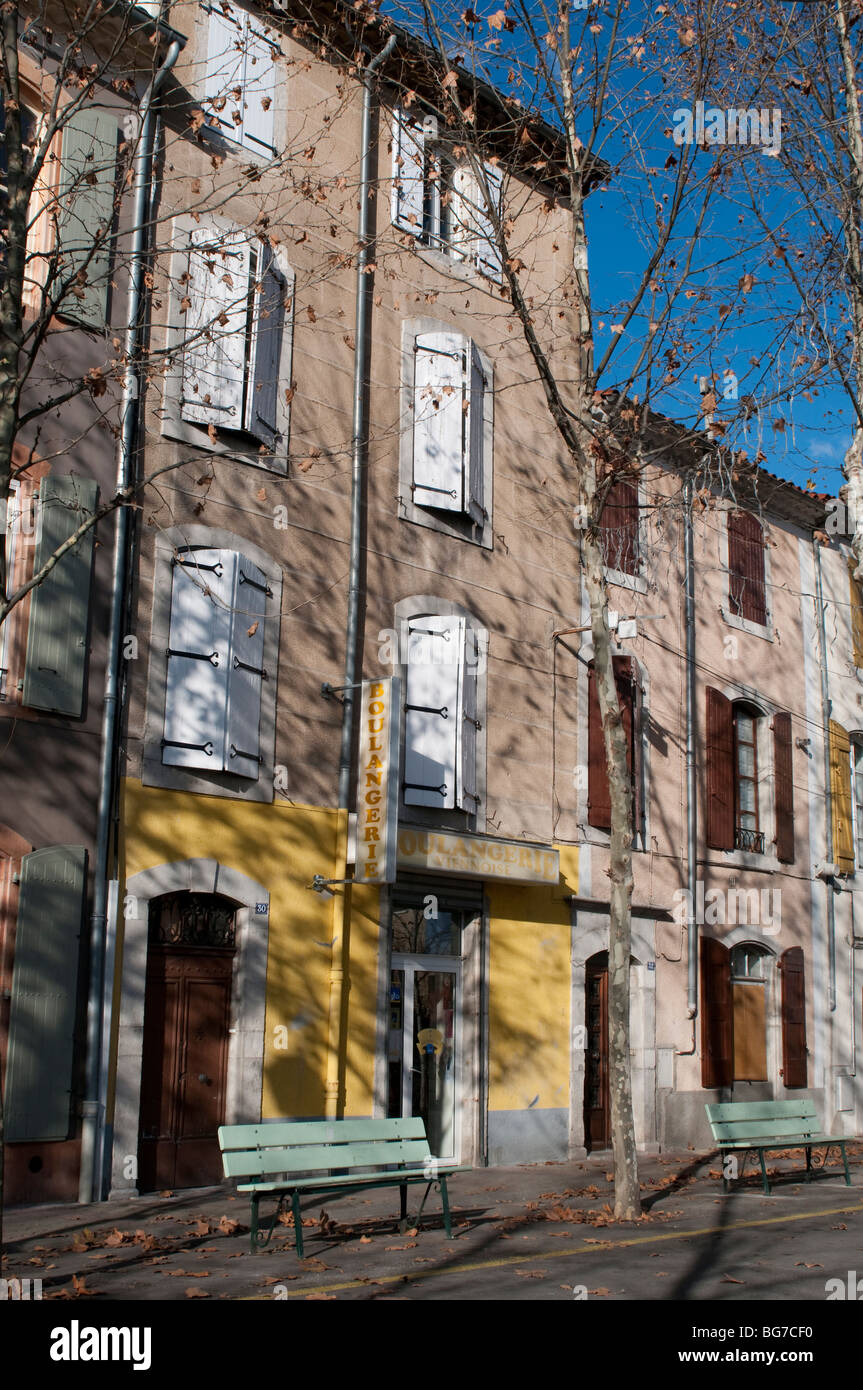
[324,33,397,1119]
[813,538,837,1012]
[684,475,698,1021]
[78,32,183,1205]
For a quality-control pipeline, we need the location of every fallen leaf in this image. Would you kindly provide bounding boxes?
[359,1236,373,1244]
[218,1216,242,1236]
[384,1242,418,1251]
[720,1275,745,1284]
[305,1292,337,1300]
[188,1220,210,1237]
[589,1286,611,1296]
[185,1288,210,1298]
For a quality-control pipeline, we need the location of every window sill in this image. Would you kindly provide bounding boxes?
[160,414,288,475]
[705,848,780,873]
[406,240,502,292]
[398,496,492,550]
[605,567,647,595]
[720,607,774,642]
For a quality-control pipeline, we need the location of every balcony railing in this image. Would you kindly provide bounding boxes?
[734,826,765,854]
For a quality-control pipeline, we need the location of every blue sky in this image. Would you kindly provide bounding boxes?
[384,0,853,499]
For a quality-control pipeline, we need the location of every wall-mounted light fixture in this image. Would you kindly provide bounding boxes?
[307,874,354,898]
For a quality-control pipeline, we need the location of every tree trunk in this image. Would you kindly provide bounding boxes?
[582,527,640,1219]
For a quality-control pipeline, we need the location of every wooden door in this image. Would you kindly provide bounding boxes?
[138,948,233,1191]
[584,952,610,1151]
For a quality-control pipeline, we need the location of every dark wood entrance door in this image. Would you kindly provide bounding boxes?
[584,952,610,1151]
[138,947,233,1190]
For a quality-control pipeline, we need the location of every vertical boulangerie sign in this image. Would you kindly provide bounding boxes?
[356,677,401,883]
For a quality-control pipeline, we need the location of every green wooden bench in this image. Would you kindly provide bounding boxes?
[218,1117,467,1255]
[705,1100,852,1195]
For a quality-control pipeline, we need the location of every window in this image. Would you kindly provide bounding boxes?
[733,704,761,853]
[163,217,294,471]
[399,322,493,546]
[203,2,277,154]
[705,689,794,861]
[1,95,117,326]
[829,720,856,873]
[161,548,269,779]
[142,528,282,802]
[391,106,503,281]
[730,943,768,1082]
[701,941,806,1090]
[727,510,767,627]
[413,331,485,522]
[586,656,641,838]
[402,613,481,813]
[598,475,640,578]
[849,557,863,668]
[1,473,98,717]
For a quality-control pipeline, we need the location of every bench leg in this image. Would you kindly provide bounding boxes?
[840,1142,852,1187]
[399,1183,408,1235]
[292,1191,304,1259]
[416,1181,433,1228]
[759,1149,771,1196]
[249,1194,260,1255]
[805,1146,812,1182]
[440,1176,453,1239]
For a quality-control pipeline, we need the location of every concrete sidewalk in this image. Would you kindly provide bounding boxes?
[3,1144,863,1301]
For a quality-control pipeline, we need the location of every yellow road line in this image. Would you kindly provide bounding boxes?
[250,1199,863,1297]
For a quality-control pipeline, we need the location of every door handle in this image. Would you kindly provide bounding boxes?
[198,1073,211,1084]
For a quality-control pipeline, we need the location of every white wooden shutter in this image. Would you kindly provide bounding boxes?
[392,108,425,234]
[163,549,235,770]
[458,625,480,810]
[205,4,245,134]
[474,162,503,280]
[467,342,486,524]
[181,227,251,428]
[449,165,475,263]
[413,332,466,513]
[404,615,463,808]
[245,244,286,447]
[242,20,277,151]
[225,557,268,779]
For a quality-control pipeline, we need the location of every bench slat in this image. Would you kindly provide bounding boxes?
[222,1138,432,1178]
[709,1117,823,1142]
[706,1100,817,1123]
[218,1118,427,1151]
[237,1168,464,1194]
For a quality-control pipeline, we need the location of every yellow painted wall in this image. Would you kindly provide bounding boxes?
[121,779,342,1120]
[120,784,579,1131]
[486,844,578,1115]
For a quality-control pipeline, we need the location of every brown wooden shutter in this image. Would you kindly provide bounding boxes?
[587,662,611,830]
[599,475,639,576]
[728,511,767,625]
[773,711,794,863]
[829,720,855,872]
[849,558,863,668]
[780,946,807,1088]
[706,687,735,850]
[701,937,732,1088]
[587,658,636,832]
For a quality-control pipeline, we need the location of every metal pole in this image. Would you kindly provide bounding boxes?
[684,476,698,1017]
[324,33,396,1119]
[813,538,837,1012]
[78,32,183,1204]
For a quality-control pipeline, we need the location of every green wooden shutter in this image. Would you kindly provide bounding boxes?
[23,475,98,716]
[56,108,117,326]
[5,846,86,1141]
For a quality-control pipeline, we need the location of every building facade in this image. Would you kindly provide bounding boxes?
[2,0,860,1206]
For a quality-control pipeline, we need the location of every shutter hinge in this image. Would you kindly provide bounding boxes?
[161,738,214,755]
[167,648,220,666]
[229,745,263,764]
[239,570,272,596]
[403,781,447,798]
[174,557,223,576]
[464,715,481,729]
[406,702,448,718]
[232,656,268,679]
[410,482,458,500]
